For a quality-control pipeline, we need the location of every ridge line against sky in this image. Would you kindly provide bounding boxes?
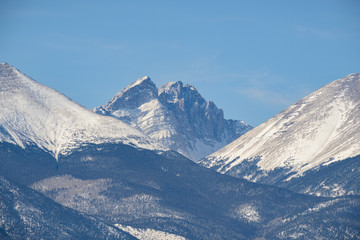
[1,0,359,126]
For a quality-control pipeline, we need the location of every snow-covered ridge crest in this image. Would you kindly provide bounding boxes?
[0,63,164,159]
[202,73,360,178]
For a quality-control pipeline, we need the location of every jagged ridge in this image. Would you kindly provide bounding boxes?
[94,76,251,161]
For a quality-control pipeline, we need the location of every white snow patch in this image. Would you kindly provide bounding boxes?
[230,204,260,222]
[115,224,187,240]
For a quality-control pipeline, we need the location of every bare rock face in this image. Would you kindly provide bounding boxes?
[158,82,225,141]
[94,77,251,161]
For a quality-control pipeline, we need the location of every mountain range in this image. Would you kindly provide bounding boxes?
[0,63,359,239]
[94,76,251,161]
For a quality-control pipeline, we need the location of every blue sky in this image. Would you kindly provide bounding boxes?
[1,0,359,126]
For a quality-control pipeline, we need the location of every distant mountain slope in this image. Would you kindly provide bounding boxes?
[94,76,251,161]
[200,73,360,197]
[0,176,136,240]
[0,63,162,159]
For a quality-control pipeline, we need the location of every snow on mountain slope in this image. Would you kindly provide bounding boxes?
[115,224,186,240]
[0,63,163,159]
[94,77,251,161]
[95,77,178,143]
[201,73,360,181]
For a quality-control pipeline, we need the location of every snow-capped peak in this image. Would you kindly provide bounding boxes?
[94,76,252,161]
[113,76,156,100]
[202,73,360,178]
[158,81,183,92]
[96,76,158,113]
[129,75,153,88]
[0,64,164,159]
[158,81,202,104]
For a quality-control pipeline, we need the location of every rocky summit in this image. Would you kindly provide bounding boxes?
[94,76,251,161]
